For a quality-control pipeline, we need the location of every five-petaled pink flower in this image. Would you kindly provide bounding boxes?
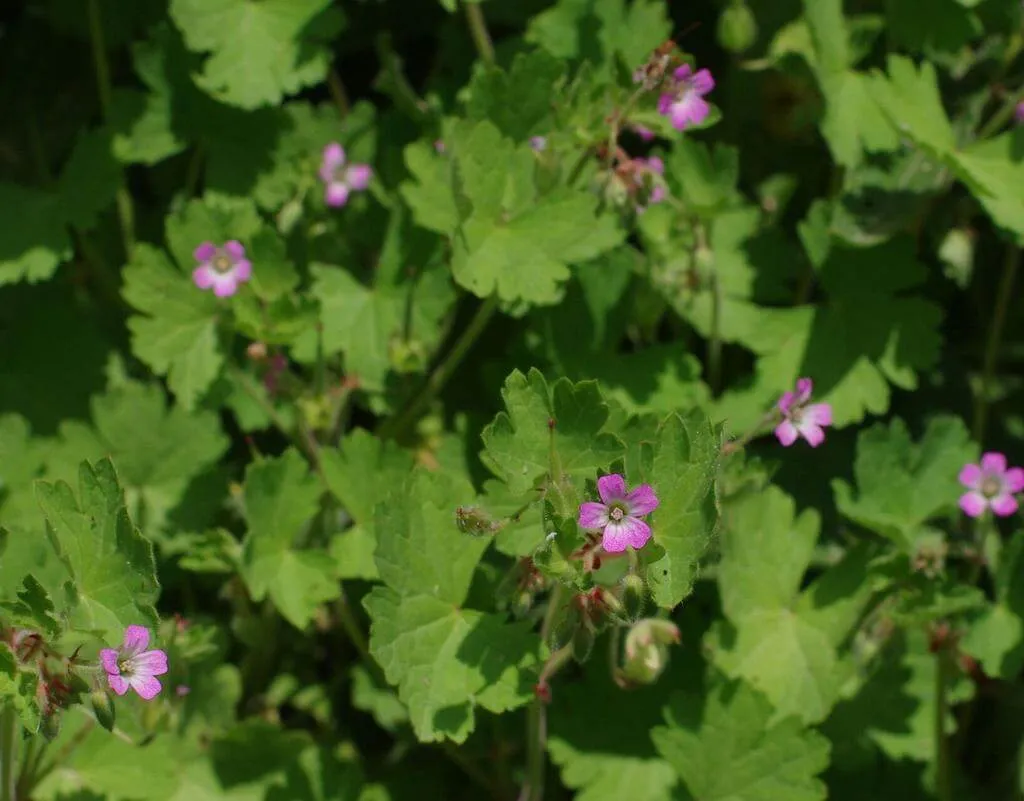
[100,625,168,701]
[193,241,252,297]
[959,452,1024,518]
[657,65,714,131]
[319,143,372,207]
[775,377,832,448]
[578,474,659,553]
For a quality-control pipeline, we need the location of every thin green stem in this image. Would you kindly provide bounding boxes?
[327,69,351,117]
[973,245,1020,442]
[333,591,385,686]
[87,0,135,256]
[378,295,499,440]
[977,87,1024,141]
[935,650,953,801]
[0,706,17,801]
[184,144,206,197]
[463,1,496,65]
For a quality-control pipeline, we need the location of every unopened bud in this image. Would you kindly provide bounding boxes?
[511,590,533,620]
[90,689,116,732]
[571,624,595,663]
[40,713,61,741]
[621,574,647,621]
[717,0,757,54]
[622,618,681,684]
[246,341,268,362]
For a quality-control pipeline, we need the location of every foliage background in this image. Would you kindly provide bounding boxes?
[2,0,1024,799]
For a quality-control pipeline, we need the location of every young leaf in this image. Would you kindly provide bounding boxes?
[240,448,335,629]
[646,411,720,609]
[465,49,563,141]
[35,458,159,641]
[169,0,343,110]
[652,679,831,801]
[833,416,976,549]
[481,368,623,496]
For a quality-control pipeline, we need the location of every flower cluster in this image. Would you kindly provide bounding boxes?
[775,377,833,448]
[192,241,252,297]
[319,142,372,208]
[959,452,1024,518]
[578,474,659,553]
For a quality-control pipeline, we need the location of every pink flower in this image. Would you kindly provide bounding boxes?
[319,143,372,207]
[529,136,547,152]
[774,377,832,448]
[959,452,1024,518]
[657,65,714,131]
[578,474,659,553]
[192,241,252,297]
[631,124,656,142]
[99,625,168,701]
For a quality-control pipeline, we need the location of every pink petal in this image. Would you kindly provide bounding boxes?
[799,422,826,448]
[578,502,610,530]
[346,164,372,191]
[193,264,216,289]
[100,648,120,675]
[673,64,694,82]
[670,95,709,129]
[775,420,798,447]
[959,463,982,490]
[1005,467,1024,493]
[625,484,659,516]
[223,240,246,260]
[213,274,239,298]
[657,93,673,115]
[649,185,666,204]
[634,124,655,141]
[325,182,350,208]
[621,516,652,549]
[960,491,987,518]
[981,452,1007,475]
[777,391,796,414]
[107,673,130,696]
[193,242,216,263]
[991,493,1019,517]
[130,675,163,701]
[322,142,345,170]
[646,156,664,175]
[602,522,630,553]
[122,625,150,655]
[233,260,252,282]
[794,378,813,403]
[689,68,715,95]
[597,474,627,504]
[804,403,832,426]
[133,649,169,676]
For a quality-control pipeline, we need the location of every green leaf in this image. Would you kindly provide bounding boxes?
[951,132,1024,246]
[169,0,343,109]
[481,368,624,496]
[295,263,454,392]
[0,648,42,731]
[350,664,408,732]
[1,575,61,638]
[122,244,223,411]
[364,590,540,743]
[321,429,415,525]
[868,55,956,160]
[400,141,459,234]
[35,458,159,640]
[884,0,981,54]
[665,139,741,215]
[646,412,720,609]
[962,530,1024,678]
[833,416,976,549]
[0,184,70,286]
[465,50,564,141]
[241,449,334,628]
[58,129,123,231]
[49,378,228,538]
[652,679,830,801]
[365,468,541,742]
[449,120,624,305]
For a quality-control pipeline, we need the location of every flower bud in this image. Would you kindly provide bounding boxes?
[40,712,61,741]
[622,618,681,684]
[90,688,116,732]
[455,506,502,536]
[511,590,533,620]
[717,0,757,54]
[621,574,648,621]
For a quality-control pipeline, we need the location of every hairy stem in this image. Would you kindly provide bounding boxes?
[935,650,953,801]
[463,1,496,65]
[378,295,499,440]
[0,706,17,801]
[87,0,135,256]
[973,245,1020,442]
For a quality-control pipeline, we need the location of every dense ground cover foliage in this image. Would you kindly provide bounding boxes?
[2,0,1024,799]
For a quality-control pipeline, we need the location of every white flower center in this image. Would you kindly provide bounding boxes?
[609,506,625,521]
[982,476,1002,497]
[213,253,232,272]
